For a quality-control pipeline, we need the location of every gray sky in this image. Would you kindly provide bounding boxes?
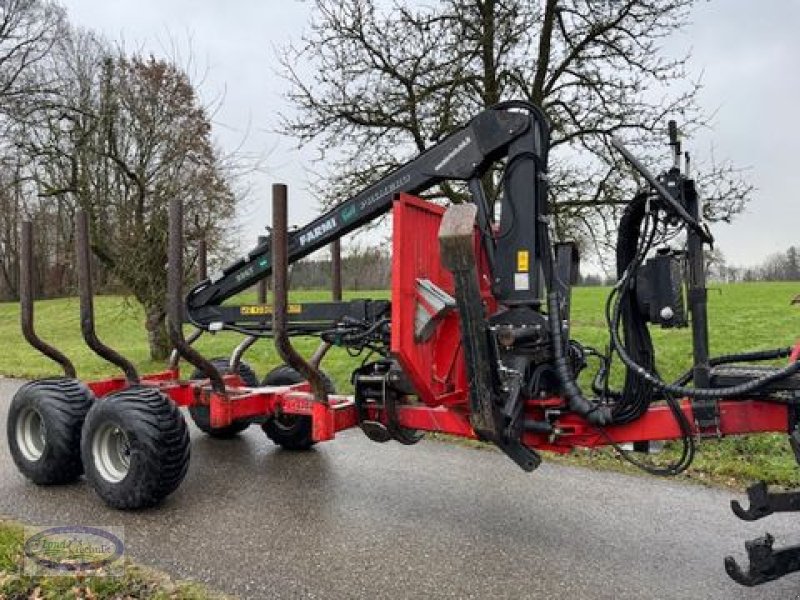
[59,0,799,268]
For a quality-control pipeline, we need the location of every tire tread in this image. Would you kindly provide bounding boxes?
[82,386,189,509]
[7,377,93,485]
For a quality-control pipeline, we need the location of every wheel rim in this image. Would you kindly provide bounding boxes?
[16,407,46,462]
[92,422,131,483]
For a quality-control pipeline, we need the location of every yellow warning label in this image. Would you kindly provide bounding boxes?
[517,250,529,272]
[240,305,272,316]
[240,304,303,316]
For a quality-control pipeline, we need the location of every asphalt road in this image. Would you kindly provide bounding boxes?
[1,378,799,599]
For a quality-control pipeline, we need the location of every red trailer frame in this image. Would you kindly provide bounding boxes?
[76,194,797,454]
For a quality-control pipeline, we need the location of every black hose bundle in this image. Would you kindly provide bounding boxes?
[611,193,657,424]
[600,194,696,474]
[610,310,800,399]
[606,202,800,400]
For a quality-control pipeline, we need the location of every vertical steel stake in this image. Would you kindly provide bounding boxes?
[166,198,225,392]
[330,237,342,302]
[19,221,76,378]
[168,235,206,371]
[272,184,328,404]
[230,234,269,374]
[75,210,139,384]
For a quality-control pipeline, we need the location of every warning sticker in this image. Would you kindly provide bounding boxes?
[517,250,529,272]
[240,305,272,316]
[240,304,302,316]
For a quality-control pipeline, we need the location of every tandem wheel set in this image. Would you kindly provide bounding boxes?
[8,189,349,510]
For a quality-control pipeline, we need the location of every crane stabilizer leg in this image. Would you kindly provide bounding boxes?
[724,480,800,585]
[725,534,800,587]
[438,203,541,472]
[731,480,800,521]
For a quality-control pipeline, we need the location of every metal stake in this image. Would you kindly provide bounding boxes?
[331,238,342,302]
[75,210,139,384]
[19,221,76,378]
[166,198,225,392]
[272,184,328,404]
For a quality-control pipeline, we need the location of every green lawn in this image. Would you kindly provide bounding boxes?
[3,283,796,385]
[0,289,390,387]
[569,281,799,385]
[0,282,798,487]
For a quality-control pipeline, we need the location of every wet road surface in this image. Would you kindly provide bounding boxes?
[1,378,798,599]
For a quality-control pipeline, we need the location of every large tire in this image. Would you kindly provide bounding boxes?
[7,378,94,485]
[188,358,258,438]
[261,365,336,451]
[81,386,190,510]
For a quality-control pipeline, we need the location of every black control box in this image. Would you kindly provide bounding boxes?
[635,250,688,328]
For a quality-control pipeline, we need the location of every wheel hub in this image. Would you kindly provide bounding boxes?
[92,422,131,483]
[16,407,46,462]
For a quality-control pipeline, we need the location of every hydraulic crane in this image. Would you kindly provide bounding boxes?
[8,100,800,586]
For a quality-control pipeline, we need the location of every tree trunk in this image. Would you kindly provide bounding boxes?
[144,302,170,361]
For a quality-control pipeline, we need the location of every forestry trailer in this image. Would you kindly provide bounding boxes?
[7,100,800,587]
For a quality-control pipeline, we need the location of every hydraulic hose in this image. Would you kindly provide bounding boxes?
[672,347,793,387]
[606,191,800,399]
[548,291,613,425]
[535,194,612,426]
[609,275,800,399]
[612,193,657,423]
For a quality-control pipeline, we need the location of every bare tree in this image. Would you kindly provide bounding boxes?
[721,246,800,283]
[287,245,391,290]
[0,165,21,295]
[0,0,67,298]
[15,30,236,360]
[280,0,751,261]
[787,246,800,281]
[0,0,65,111]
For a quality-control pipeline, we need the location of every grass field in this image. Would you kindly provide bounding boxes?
[0,289,382,385]
[0,282,798,487]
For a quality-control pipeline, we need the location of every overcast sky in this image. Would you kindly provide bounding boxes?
[58,0,799,268]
